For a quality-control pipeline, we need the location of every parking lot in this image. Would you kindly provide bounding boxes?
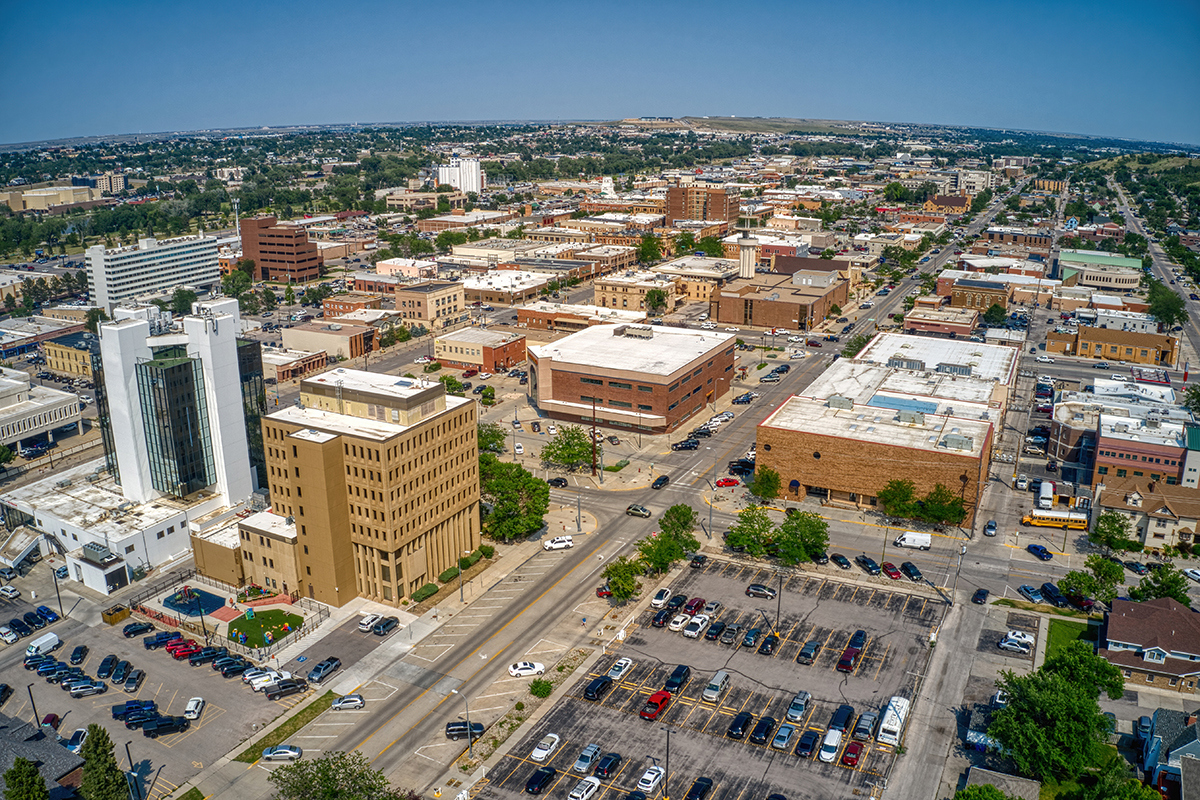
[480,561,943,800]
[0,613,319,800]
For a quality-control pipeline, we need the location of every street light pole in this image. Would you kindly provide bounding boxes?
[125,740,142,800]
[26,684,38,728]
[661,727,672,800]
[51,566,65,621]
[452,689,474,759]
[459,549,470,603]
[576,490,581,533]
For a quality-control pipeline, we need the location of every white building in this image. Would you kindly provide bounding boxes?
[86,235,220,311]
[436,157,484,194]
[0,367,82,450]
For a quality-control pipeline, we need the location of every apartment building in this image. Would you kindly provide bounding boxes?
[434,329,526,371]
[665,186,738,224]
[393,281,467,330]
[42,331,98,378]
[594,271,679,313]
[239,216,322,283]
[86,236,220,311]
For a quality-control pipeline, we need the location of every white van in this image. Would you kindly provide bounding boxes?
[25,632,61,658]
[702,670,730,703]
[1038,481,1055,510]
[893,531,932,550]
[877,696,910,746]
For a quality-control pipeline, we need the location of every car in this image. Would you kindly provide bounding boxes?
[683,615,710,639]
[123,669,145,693]
[640,690,671,720]
[1035,355,1054,363]
[651,610,671,628]
[307,657,342,684]
[22,612,45,631]
[445,720,484,741]
[636,766,665,793]
[650,588,672,609]
[689,554,707,569]
[900,561,924,582]
[1138,715,1153,741]
[0,586,18,600]
[750,716,778,745]
[853,711,879,741]
[757,634,779,655]
[112,700,156,721]
[65,728,88,753]
[881,562,902,580]
[1185,568,1200,583]
[606,657,634,681]
[543,536,573,551]
[745,583,776,599]
[547,477,568,488]
[999,637,1031,655]
[703,619,726,641]
[261,745,303,762]
[983,519,997,537]
[841,741,864,767]
[855,555,881,575]
[0,567,15,581]
[1017,584,1044,604]
[717,622,742,645]
[509,661,546,678]
[797,640,821,665]
[1027,544,1053,561]
[795,728,821,758]
[848,629,868,650]
[70,680,107,698]
[179,697,206,720]
[668,613,690,632]
[1125,561,1149,575]
[265,678,308,701]
[110,660,132,684]
[573,743,601,774]
[972,588,990,605]
[836,647,861,673]
[651,476,669,490]
[36,606,59,624]
[221,660,252,678]
[569,778,601,800]
[329,693,365,711]
[7,618,30,637]
[1039,582,1069,608]
[727,711,754,739]
[165,638,197,654]
[664,664,691,693]
[666,594,688,611]
[831,553,851,569]
[69,645,88,665]
[357,613,382,633]
[712,477,740,490]
[626,504,651,518]
[96,655,118,680]
[583,676,613,701]
[593,752,623,780]
[785,690,811,723]
[530,733,561,762]
[525,767,556,795]
[819,728,843,763]
[682,597,705,616]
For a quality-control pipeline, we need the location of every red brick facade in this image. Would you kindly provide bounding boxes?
[240,216,322,283]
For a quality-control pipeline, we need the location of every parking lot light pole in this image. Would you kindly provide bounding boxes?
[451,689,474,758]
[51,566,65,621]
[459,550,470,603]
[660,727,672,800]
[125,740,141,800]
[25,684,39,728]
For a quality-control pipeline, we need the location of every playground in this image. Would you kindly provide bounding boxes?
[161,585,226,617]
[227,608,305,649]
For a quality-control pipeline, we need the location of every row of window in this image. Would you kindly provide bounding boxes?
[1080,344,1152,357]
[1099,450,1178,466]
[1096,466,1177,483]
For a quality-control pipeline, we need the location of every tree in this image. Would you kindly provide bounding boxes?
[952,787,1019,800]
[748,466,781,501]
[637,233,661,264]
[478,453,549,541]
[478,422,506,453]
[1147,280,1188,327]
[4,756,49,800]
[235,258,256,278]
[260,288,278,311]
[674,231,697,255]
[920,483,967,524]
[1042,639,1125,700]
[170,287,198,316]
[726,505,774,558]
[0,444,14,469]
[774,510,829,566]
[600,556,643,602]
[79,723,127,800]
[84,307,109,334]
[539,425,598,471]
[982,303,1007,326]
[438,374,464,395]
[659,504,698,544]
[267,750,415,800]
[1059,554,1124,606]
[645,288,668,315]
[222,269,252,300]
[1129,566,1192,607]
[1089,510,1139,553]
[841,333,870,358]
[637,504,700,574]
[284,286,296,307]
[1184,385,1200,418]
[877,479,919,518]
[697,236,725,257]
[435,230,469,251]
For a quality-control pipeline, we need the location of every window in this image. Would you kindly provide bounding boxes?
[638,404,652,411]
[157,531,165,539]
[580,377,603,385]
[637,385,653,393]
[306,566,311,575]
[1117,469,1127,478]
[125,544,135,554]
[609,381,631,390]
[610,400,632,409]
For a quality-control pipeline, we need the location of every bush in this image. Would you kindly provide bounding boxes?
[439,566,460,583]
[604,459,629,472]
[515,701,525,712]
[410,583,439,602]
[479,544,495,558]
[459,550,483,571]
[529,679,553,698]
[423,362,442,373]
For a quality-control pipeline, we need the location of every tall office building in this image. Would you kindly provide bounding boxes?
[237,369,480,607]
[97,299,254,507]
[86,236,220,311]
[239,216,322,283]
[436,157,484,195]
[665,186,739,224]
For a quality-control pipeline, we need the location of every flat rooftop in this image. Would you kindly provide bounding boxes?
[241,510,297,541]
[272,391,472,442]
[304,368,440,400]
[655,255,740,277]
[598,270,675,287]
[0,315,81,345]
[520,302,646,323]
[939,269,1061,289]
[1098,413,1186,448]
[260,347,323,367]
[760,395,990,457]
[462,271,554,292]
[436,328,524,346]
[856,332,1018,384]
[804,359,1000,420]
[531,324,734,376]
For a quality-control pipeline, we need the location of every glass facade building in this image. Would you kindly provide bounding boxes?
[135,352,216,498]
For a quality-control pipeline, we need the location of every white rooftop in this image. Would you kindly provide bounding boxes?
[598,270,675,287]
[939,269,1060,289]
[654,255,740,277]
[241,510,298,541]
[1098,413,1186,448]
[462,270,555,292]
[303,368,440,400]
[856,332,1018,384]
[260,347,323,367]
[521,302,646,323]
[531,324,734,376]
[803,359,1000,421]
[436,328,524,346]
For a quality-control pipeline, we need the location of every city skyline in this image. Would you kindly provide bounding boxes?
[2,0,1197,146]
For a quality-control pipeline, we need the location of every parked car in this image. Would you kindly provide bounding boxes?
[797,640,821,665]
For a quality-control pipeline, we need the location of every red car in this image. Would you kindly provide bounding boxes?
[683,597,705,616]
[172,645,202,660]
[596,585,613,598]
[881,562,901,580]
[806,339,823,347]
[462,369,478,378]
[841,741,864,767]
[715,478,739,488]
[640,690,671,720]
[164,639,197,654]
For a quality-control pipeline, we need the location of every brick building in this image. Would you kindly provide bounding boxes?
[434,329,527,371]
[516,302,645,332]
[950,278,1009,311]
[983,226,1054,249]
[903,307,978,338]
[711,272,850,332]
[260,346,327,383]
[393,281,467,330]
[665,186,738,224]
[322,293,383,316]
[239,216,322,283]
[528,324,735,434]
[42,331,98,378]
[923,195,971,215]
[281,322,376,360]
[1045,326,1179,367]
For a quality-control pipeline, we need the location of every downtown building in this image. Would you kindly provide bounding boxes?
[85,236,220,311]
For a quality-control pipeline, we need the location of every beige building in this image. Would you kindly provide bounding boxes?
[43,332,98,378]
[595,271,679,313]
[393,281,467,330]
[652,256,740,302]
[0,185,97,211]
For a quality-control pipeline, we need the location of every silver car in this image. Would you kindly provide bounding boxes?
[331,694,365,711]
[261,745,303,761]
[573,743,600,774]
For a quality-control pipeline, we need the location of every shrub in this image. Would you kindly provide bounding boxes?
[439,566,460,583]
[529,679,553,698]
[479,544,495,558]
[604,459,629,472]
[458,551,482,570]
[410,583,438,602]
[423,362,442,373]
[515,701,525,712]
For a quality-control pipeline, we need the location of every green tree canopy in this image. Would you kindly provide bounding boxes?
[645,288,668,315]
[1183,385,1200,417]
[658,503,698,543]
[637,233,661,264]
[748,466,781,501]
[600,556,643,602]
[1129,565,1192,607]
[284,285,296,307]
[1041,639,1125,700]
[1089,510,1139,553]
[774,510,829,566]
[267,750,418,800]
[841,333,870,357]
[478,453,549,541]
[878,479,919,518]
[3,756,49,800]
[1059,555,1124,606]
[478,422,506,453]
[726,505,774,558]
[952,786,1019,800]
[674,231,697,255]
[222,269,252,300]
[539,425,598,471]
[696,236,725,257]
[84,307,109,334]
[170,287,198,315]
[921,483,967,524]
[79,723,127,800]
[982,303,1007,326]
[0,444,14,468]
[1147,280,1188,327]
[636,503,700,574]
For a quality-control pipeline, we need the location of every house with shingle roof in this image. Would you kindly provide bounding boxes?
[1143,708,1200,798]
[0,712,84,799]
[1095,477,1200,550]
[1101,598,1200,694]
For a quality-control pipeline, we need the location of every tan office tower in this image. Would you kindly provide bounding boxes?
[665,186,738,224]
[257,368,479,607]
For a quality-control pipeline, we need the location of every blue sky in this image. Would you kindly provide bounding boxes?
[2,0,1197,146]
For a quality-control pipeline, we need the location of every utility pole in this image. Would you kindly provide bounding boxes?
[590,397,597,476]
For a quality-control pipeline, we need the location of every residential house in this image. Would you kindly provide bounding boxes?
[1100,598,1200,693]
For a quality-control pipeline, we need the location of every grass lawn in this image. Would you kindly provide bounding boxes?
[227,608,304,648]
[172,789,204,800]
[234,691,335,762]
[1045,617,1100,661]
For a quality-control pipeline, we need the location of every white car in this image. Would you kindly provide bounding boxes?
[508,661,546,677]
[698,313,709,321]
[1035,355,1054,363]
[819,728,842,763]
[183,697,205,720]
[543,536,573,551]
[0,586,18,599]
[569,777,601,800]
[514,443,525,455]
[530,733,561,762]
[331,694,365,710]
[1004,630,1036,647]
[250,671,292,691]
[1185,568,1200,583]
[682,614,710,639]
[547,424,557,435]
[651,588,672,609]
[668,613,690,632]
[637,766,665,793]
[241,668,273,685]
[478,373,492,379]
[1112,375,1128,382]
[699,322,717,330]
[725,327,740,332]
[414,356,432,365]
[358,613,381,632]
[787,335,803,343]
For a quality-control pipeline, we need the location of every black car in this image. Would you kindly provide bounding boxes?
[8,619,31,637]
[671,439,699,451]
[664,665,691,693]
[899,562,924,582]
[220,661,251,678]
[831,553,851,570]
[122,622,154,638]
[795,729,821,758]
[972,588,990,605]
[111,660,131,684]
[373,616,400,636]
[446,721,484,741]
[704,620,726,641]
[855,555,881,575]
[113,700,157,720]
[265,678,307,700]
[547,477,568,488]
[745,583,776,599]
[23,655,51,671]
[69,645,88,665]
[124,710,162,730]
[666,594,688,611]
[22,612,45,631]
[690,554,707,568]
[742,628,762,648]
[584,676,613,701]
[651,610,671,628]
[690,427,713,437]
[727,711,754,739]
[728,464,753,477]
[749,716,778,745]
[651,475,670,490]
[594,752,623,779]
[1040,582,1069,609]
[849,629,868,650]
[757,634,779,656]
[211,656,242,671]
[96,655,118,680]
[143,716,189,738]
[812,552,829,565]
[188,647,228,666]
[525,767,556,795]
[685,778,714,800]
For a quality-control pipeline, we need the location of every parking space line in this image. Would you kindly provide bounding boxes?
[871,645,891,681]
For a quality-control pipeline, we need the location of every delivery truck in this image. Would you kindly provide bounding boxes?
[893,531,932,550]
